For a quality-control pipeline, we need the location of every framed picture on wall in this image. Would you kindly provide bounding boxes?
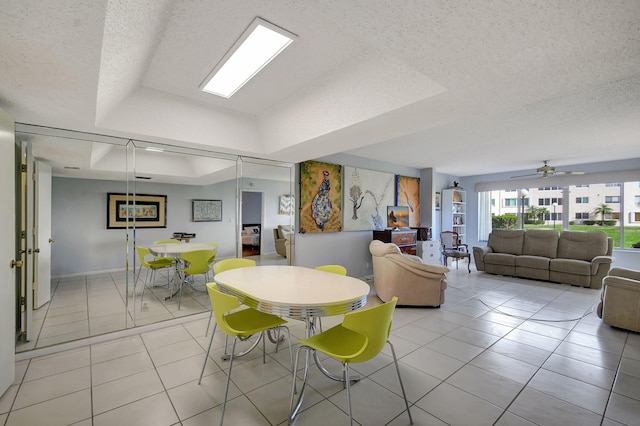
[107,193,167,229]
[192,199,222,222]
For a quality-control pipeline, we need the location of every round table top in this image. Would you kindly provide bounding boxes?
[214,265,370,318]
[149,242,214,256]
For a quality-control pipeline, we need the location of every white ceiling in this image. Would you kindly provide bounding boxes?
[1,0,639,181]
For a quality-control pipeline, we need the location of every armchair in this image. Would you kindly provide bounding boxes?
[597,267,640,332]
[369,240,450,307]
[273,225,293,257]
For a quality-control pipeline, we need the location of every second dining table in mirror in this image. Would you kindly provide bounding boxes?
[213,265,370,422]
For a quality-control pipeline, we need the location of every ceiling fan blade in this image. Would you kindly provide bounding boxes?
[510,173,539,179]
[553,171,585,175]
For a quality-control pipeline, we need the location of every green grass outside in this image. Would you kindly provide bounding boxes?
[523,224,640,249]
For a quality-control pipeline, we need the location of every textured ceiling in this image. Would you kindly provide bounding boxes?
[1,0,639,182]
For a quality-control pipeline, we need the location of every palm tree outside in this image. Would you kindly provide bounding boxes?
[593,203,613,225]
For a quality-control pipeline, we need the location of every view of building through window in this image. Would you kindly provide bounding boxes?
[486,181,640,248]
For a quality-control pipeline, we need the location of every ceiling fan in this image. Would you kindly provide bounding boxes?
[510,160,585,179]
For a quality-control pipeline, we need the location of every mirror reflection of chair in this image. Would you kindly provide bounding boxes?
[135,246,175,311]
[154,238,181,244]
[206,241,219,267]
[440,230,471,273]
[198,283,292,426]
[290,296,412,425]
[176,249,216,310]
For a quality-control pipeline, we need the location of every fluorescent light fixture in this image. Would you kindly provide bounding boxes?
[201,17,296,98]
[145,147,164,152]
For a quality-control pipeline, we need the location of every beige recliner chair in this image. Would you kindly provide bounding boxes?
[597,267,640,332]
[369,240,450,307]
[273,225,293,257]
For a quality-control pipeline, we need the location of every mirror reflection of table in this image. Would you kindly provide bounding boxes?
[148,242,216,300]
[214,265,370,422]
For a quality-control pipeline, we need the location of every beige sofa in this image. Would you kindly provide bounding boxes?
[369,240,450,307]
[597,267,640,332]
[273,225,293,257]
[472,229,613,289]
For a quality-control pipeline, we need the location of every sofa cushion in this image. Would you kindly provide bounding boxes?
[557,231,607,261]
[484,252,517,266]
[522,229,558,258]
[488,230,525,255]
[550,258,590,276]
[515,255,550,270]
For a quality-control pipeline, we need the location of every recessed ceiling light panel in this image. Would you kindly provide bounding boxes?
[201,17,297,98]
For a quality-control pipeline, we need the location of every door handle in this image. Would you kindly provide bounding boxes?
[33,248,40,253]
[10,259,23,268]
[49,238,55,243]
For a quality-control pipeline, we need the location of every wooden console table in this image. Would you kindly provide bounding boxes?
[373,229,417,255]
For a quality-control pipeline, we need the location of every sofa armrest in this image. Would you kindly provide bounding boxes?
[603,275,640,292]
[590,255,613,275]
[472,246,492,271]
[609,267,640,282]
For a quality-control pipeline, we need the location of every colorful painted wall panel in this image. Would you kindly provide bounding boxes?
[299,160,342,233]
[343,167,394,231]
[395,175,421,227]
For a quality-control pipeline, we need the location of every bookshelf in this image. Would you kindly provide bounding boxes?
[441,188,466,244]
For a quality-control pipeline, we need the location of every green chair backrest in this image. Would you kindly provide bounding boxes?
[136,246,153,268]
[342,297,398,364]
[213,258,256,274]
[179,250,216,275]
[315,264,347,275]
[154,239,181,244]
[207,242,218,262]
[206,283,242,336]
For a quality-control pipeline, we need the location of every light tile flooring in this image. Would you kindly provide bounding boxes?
[4,267,640,425]
[17,253,286,352]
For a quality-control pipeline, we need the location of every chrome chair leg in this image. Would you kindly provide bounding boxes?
[388,340,413,424]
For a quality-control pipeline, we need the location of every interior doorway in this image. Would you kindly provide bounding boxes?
[241,191,263,257]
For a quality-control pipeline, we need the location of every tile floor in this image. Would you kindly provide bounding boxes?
[4,266,640,425]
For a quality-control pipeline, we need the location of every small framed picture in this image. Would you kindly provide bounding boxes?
[192,199,222,222]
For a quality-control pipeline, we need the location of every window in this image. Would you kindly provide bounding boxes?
[481,181,640,248]
[539,198,562,206]
[538,186,562,190]
[491,198,495,206]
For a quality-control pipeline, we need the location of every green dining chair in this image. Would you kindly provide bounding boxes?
[290,297,412,425]
[204,258,257,337]
[176,249,216,310]
[314,264,347,331]
[198,283,291,426]
[135,246,175,310]
[314,264,347,275]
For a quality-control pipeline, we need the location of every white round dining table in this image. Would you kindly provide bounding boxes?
[213,265,370,319]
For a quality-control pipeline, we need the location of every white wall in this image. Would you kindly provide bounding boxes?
[51,176,291,276]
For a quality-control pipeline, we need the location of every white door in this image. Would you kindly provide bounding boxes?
[34,161,52,308]
[0,107,16,395]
